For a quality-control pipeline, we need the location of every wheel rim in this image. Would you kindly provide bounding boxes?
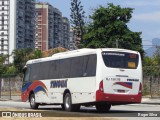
[65,95,71,109]
[30,96,35,106]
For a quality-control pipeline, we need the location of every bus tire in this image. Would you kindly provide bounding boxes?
[63,93,80,112]
[96,103,111,112]
[30,94,39,109]
[64,93,73,112]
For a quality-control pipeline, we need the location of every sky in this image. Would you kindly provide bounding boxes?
[39,0,160,49]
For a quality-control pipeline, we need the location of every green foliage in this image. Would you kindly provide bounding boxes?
[142,84,150,96]
[5,65,17,75]
[13,48,42,75]
[153,47,160,65]
[0,55,8,75]
[143,47,160,77]
[81,3,144,57]
[70,0,86,43]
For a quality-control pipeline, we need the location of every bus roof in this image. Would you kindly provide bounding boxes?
[26,48,139,65]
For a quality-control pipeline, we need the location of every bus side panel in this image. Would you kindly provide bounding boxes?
[34,80,51,103]
[21,80,51,103]
[44,77,96,104]
[41,80,64,104]
[68,77,96,104]
[35,91,51,103]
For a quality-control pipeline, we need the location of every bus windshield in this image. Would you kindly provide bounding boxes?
[23,66,30,82]
[102,51,139,69]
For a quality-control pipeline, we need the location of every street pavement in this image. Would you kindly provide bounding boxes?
[0,96,160,105]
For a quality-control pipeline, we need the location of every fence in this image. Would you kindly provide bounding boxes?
[0,76,22,100]
[143,66,160,98]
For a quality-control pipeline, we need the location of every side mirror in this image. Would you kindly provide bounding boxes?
[23,66,27,73]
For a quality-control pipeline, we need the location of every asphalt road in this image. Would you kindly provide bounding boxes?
[0,101,160,119]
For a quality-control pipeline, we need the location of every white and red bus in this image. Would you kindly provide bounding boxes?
[22,48,142,112]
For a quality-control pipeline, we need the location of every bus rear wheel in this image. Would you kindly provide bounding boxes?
[63,93,80,112]
[96,102,111,112]
[30,94,39,109]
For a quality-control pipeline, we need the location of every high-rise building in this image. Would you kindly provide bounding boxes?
[35,2,70,51]
[0,0,35,62]
[69,28,76,50]
[0,0,10,56]
[69,28,81,50]
[53,7,63,49]
[62,17,70,49]
[35,3,49,51]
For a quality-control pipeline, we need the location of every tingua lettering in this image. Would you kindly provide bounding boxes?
[50,80,67,88]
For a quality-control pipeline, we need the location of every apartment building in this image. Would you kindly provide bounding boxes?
[0,0,10,55]
[69,28,76,50]
[62,17,70,49]
[0,0,35,62]
[69,28,81,50]
[35,2,70,51]
[16,0,35,49]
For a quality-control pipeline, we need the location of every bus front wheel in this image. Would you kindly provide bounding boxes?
[96,102,111,112]
[63,93,80,112]
[30,94,39,109]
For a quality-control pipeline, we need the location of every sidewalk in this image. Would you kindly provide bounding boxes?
[141,97,160,105]
[0,95,21,101]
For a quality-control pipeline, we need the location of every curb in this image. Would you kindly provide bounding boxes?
[141,102,160,105]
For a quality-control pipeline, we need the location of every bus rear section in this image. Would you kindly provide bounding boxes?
[96,50,142,105]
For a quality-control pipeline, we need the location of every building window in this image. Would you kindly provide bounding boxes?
[2,2,4,5]
[2,7,4,10]
[1,19,4,25]
[2,16,4,21]
[38,12,42,15]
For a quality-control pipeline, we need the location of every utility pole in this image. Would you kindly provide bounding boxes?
[116,39,119,48]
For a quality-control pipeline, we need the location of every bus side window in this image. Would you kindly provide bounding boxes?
[85,54,97,77]
[39,62,50,80]
[59,58,71,78]
[48,60,59,79]
[82,55,89,77]
[70,56,83,77]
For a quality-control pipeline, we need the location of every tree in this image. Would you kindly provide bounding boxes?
[28,49,42,59]
[12,48,43,75]
[153,47,160,65]
[143,48,160,77]
[81,3,144,57]
[0,55,7,75]
[5,65,17,75]
[70,0,86,47]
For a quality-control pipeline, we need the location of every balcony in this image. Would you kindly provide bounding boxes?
[0,3,9,6]
[0,48,8,51]
[0,18,8,21]
[0,14,9,16]
[0,28,8,31]
[0,23,8,26]
[0,43,8,46]
[0,8,9,11]
[0,38,8,41]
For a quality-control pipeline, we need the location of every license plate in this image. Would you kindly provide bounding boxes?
[118,90,125,93]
